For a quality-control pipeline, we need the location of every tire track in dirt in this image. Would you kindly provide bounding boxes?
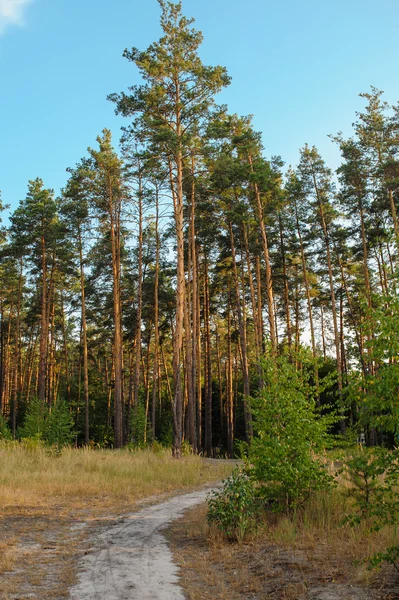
[69,487,215,600]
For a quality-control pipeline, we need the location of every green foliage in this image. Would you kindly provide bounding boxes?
[343,447,399,571]
[130,400,148,447]
[347,287,399,439]
[368,546,399,573]
[18,398,74,449]
[181,440,194,456]
[45,401,75,449]
[248,350,334,511]
[207,467,258,542]
[344,447,399,528]
[158,418,173,447]
[0,415,12,440]
[18,397,46,441]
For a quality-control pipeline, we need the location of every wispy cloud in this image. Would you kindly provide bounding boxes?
[0,0,33,34]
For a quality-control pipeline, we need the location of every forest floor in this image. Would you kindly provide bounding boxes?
[0,445,233,599]
[2,445,399,600]
[167,503,399,600]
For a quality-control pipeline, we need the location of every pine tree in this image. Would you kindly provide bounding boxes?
[109,0,230,456]
[88,130,127,448]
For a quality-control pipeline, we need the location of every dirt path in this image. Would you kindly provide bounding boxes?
[69,487,215,600]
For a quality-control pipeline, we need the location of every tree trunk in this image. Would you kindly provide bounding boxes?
[228,220,253,440]
[78,227,90,444]
[203,256,212,457]
[278,214,292,351]
[293,197,319,398]
[310,170,343,429]
[133,166,144,442]
[226,294,234,458]
[151,186,160,442]
[38,234,48,403]
[248,155,276,351]
[169,144,185,457]
[109,181,123,448]
[243,226,262,380]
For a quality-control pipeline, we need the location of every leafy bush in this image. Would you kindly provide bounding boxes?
[207,467,258,542]
[248,351,334,511]
[351,288,399,440]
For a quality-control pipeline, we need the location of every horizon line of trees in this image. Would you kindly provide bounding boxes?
[1,1,399,456]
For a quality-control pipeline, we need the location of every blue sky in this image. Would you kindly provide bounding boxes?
[1,0,399,213]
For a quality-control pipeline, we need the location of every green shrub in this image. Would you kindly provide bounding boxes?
[0,414,12,440]
[18,397,46,441]
[18,397,74,449]
[130,400,148,447]
[344,447,399,526]
[248,351,334,511]
[45,400,75,449]
[207,467,258,543]
[343,447,399,571]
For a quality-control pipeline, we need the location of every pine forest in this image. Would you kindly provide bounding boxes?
[1,1,399,463]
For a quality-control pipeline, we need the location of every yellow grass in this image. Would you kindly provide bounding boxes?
[0,539,17,575]
[167,480,399,599]
[0,441,233,599]
[0,441,233,514]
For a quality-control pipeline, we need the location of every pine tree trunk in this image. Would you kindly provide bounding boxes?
[247,156,276,351]
[109,184,123,448]
[203,256,213,457]
[38,235,48,403]
[170,144,185,457]
[243,226,262,375]
[293,198,319,397]
[228,221,253,440]
[133,167,144,441]
[226,293,234,458]
[12,262,23,436]
[187,162,197,450]
[0,306,4,415]
[388,189,399,256]
[278,214,292,351]
[195,251,202,451]
[60,292,71,404]
[255,255,264,354]
[311,171,343,429]
[151,187,160,442]
[215,325,224,446]
[78,227,90,444]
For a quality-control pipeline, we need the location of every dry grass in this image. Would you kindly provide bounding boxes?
[0,511,91,599]
[167,485,399,600]
[0,538,18,575]
[0,441,233,514]
[0,441,234,599]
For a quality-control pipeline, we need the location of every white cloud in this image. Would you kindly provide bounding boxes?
[0,0,33,34]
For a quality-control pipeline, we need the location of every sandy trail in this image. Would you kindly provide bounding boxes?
[69,487,215,600]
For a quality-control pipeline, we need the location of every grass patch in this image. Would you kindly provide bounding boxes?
[0,441,234,599]
[0,441,233,514]
[167,484,399,600]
